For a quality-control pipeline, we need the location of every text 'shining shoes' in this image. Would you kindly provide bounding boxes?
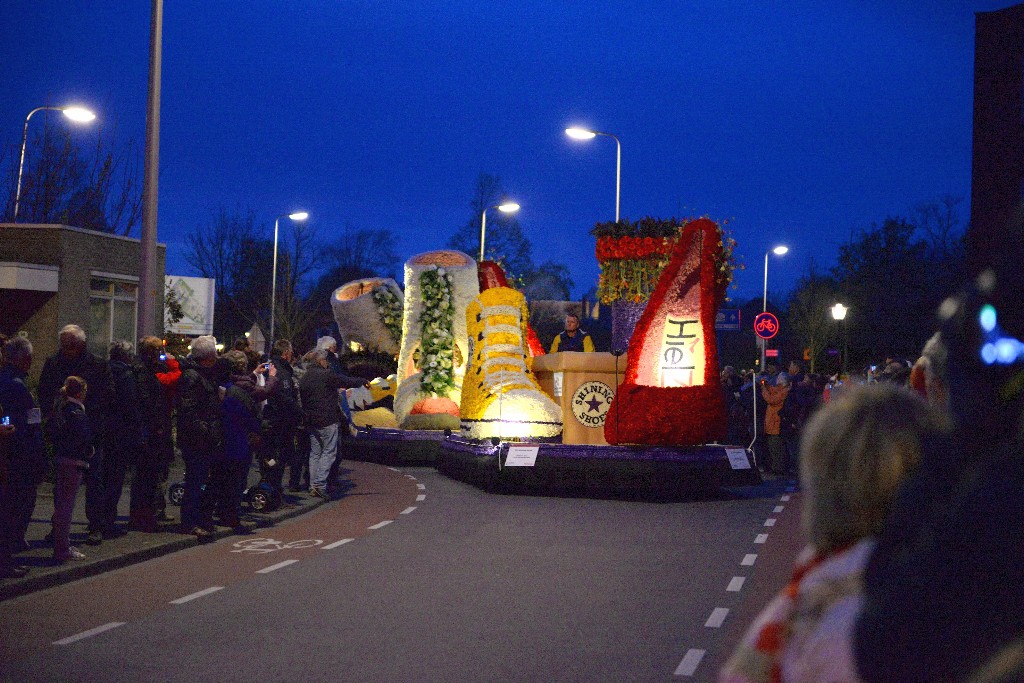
[460,287,562,439]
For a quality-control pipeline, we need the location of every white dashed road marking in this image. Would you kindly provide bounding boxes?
[781,494,791,501]
[400,506,416,515]
[387,467,399,472]
[170,586,223,604]
[322,538,354,550]
[417,483,426,490]
[755,533,769,544]
[256,559,298,574]
[764,518,776,527]
[54,622,126,646]
[741,553,757,566]
[368,520,392,530]
[727,576,746,592]
[773,505,785,513]
[705,607,729,628]
[416,494,426,501]
[674,649,705,676]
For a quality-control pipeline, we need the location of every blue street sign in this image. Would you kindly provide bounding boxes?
[715,309,741,331]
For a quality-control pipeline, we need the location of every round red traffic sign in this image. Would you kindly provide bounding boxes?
[753,312,779,340]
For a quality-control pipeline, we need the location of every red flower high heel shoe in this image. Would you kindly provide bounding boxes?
[604,218,728,446]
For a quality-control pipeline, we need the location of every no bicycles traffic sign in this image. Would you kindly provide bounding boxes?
[753,312,780,340]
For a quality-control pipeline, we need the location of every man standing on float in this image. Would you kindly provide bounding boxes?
[549,314,595,353]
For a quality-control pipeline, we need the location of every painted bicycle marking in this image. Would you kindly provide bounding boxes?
[231,538,324,554]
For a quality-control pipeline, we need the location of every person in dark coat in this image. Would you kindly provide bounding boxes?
[132,337,181,530]
[174,335,229,540]
[211,351,278,532]
[97,341,146,537]
[262,340,303,493]
[50,376,93,563]
[0,337,45,578]
[298,349,364,498]
[37,324,114,546]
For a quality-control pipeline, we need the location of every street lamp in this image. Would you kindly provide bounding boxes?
[760,245,789,369]
[831,303,848,378]
[14,105,97,222]
[565,126,621,222]
[479,201,520,262]
[270,211,309,346]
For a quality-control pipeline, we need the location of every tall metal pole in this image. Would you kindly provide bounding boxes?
[761,251,770,370]
[271,216,281,345]
[138,0,163,337]
[479,208,488,262]
[613,135,621,223]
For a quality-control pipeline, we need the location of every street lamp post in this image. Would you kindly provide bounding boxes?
[565,127,621,222]
[13,105,96,222]
[831,303,848,378]
[760,245,789,369]
[479,201,520,262]
[270,211,309,346]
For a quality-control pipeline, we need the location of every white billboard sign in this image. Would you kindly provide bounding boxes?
[165,275,215,335]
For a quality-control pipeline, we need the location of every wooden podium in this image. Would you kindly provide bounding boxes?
[532,351,627,446]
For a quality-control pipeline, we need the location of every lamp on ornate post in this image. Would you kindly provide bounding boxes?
[831,302,848,378]
[13,105,96,222]
[270,211,309,346]
[479,201,520,262]
[565,126,621,222]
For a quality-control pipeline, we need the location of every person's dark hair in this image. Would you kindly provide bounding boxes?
[233,337,251,352]
[109,340,134,364]
[60,375,88,400]
[3,336,32,367]
[272,339,292,358]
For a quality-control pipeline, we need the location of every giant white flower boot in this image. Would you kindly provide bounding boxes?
[394,250,480,430]
[460,286,562,439]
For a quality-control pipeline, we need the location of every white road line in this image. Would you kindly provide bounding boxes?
[755,533,769,544]
[417,483,426,490]
[780,494,791,501]
[400,506,416,515]
[727,576,746,592]
[387,467,399,472]
[773,505,785,513]
[705,607,729,628]
[170,586,223,604]
[257,559,299,574]
[54,622,126,646]
[368,520,392,530]
[405,474,415,479]
[741,553,758,566]
[416,494,426,502]
[674,649,705,676]
[322,538,354,550]
[764,518,777,527]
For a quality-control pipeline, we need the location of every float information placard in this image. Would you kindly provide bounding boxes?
[504,445,540,467]
[725,448,751,470]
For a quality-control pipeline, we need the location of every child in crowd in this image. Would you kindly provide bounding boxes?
[719,383,947,683]
[51,376,93,563]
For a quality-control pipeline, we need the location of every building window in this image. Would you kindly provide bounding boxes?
[88,278,137,355]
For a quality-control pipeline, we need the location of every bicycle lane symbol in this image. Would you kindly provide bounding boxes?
[231,538,324,554]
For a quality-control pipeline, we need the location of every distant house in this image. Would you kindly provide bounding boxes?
[0,224,166,378]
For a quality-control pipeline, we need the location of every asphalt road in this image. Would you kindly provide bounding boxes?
[0,463,803,682]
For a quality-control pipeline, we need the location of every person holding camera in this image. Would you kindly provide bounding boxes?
[51,376,93,563]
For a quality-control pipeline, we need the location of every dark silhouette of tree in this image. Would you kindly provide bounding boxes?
[448,172,533,278]
[1,126,141,235]
[785,265,841,374]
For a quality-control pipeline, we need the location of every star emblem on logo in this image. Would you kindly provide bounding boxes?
[585,395,603,413]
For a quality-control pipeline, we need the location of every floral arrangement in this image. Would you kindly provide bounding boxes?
[604,218,728,447]
[372,283,403,348]
[592,217,742,305]
[418,266,457,396]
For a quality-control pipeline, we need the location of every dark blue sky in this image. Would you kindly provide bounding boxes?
[0,1,1009,304]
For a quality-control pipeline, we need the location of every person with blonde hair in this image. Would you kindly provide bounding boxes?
[720,384,947,683]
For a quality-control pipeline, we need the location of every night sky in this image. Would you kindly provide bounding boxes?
[0,1,1010,305]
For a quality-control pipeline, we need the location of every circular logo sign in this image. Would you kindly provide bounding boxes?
[753,312,780,340]
[571,380,614,428]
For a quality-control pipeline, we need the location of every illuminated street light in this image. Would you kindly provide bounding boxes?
[271,211,310,345]
[479,201,520,262]
[14,105,97,222]
[565,126,621,222]
[832,303,848,377]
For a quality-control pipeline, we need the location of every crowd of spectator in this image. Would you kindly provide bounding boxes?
[0,326,363,576]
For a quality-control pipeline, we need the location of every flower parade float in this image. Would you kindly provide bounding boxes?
[437,218,758,497]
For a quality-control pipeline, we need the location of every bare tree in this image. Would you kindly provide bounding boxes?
[1,125,141,235]
[786,263,841,374]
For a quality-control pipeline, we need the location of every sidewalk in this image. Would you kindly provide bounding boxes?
[0,457,330,602]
